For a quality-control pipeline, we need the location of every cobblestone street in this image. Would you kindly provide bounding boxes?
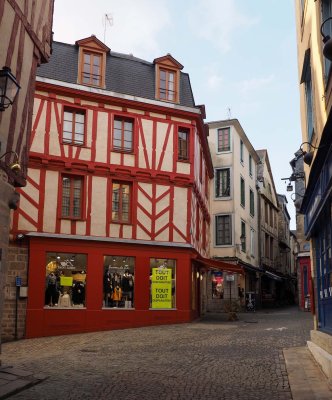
[2,307,313,400]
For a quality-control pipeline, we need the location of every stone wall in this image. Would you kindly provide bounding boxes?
[1,244,29,342]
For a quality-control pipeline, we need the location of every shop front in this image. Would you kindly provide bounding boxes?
[26,235,201,338]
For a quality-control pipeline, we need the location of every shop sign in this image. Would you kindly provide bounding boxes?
[226,274,234,282]
[151,268,172,308]
[60,276,73,286]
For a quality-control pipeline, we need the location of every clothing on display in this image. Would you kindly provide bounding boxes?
[45,272,59,306]
[102,265,135,308]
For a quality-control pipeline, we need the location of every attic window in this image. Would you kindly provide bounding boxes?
[82,51,102,86]
[154,55,183,103]
[159,69,176,101]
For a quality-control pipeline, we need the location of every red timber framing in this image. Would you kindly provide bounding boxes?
[13,80,212,250]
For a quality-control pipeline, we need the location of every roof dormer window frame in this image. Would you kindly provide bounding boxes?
[154,54,183,104]
[76,36,109,90]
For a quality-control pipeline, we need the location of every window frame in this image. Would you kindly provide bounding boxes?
[249,154,253,177]
[215,167,231,199]
[80,50,104,88]
[250,227,255,257]
[112,116,134,153]
[249,188,255,217]
[217,127,231,153]
[240,176,245,208]
[177,127,190,161]
[240,140,244,164]
[111,181,132,224]
[215,214,232,247]
[59,174,85,220]
[62,107,86,146]
[157,68,178,103]
[241,220,246,252]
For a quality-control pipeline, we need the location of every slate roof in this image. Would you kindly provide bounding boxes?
[37,41,196,108]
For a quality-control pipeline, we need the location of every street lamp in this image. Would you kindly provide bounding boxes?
[298,141,324,166]
[0,66,20,111]
[0,150,21,173]
[321,17,332,62]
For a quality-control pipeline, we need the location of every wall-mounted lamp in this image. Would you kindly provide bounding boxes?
[0,66,20,111]
[287,183,293,192]
[290,192,305,201]
[0,150,21,173]
[321,17,332,62]
[16,233,24,240]
[298,141,324,166]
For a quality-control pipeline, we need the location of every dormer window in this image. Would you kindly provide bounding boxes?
[82,51,102,86]
[154,54,183,103]
[76,36,110,89]
[159,69,176,101]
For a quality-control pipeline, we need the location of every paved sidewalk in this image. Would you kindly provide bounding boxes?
[283,346,332,400]
[0,366,47,399]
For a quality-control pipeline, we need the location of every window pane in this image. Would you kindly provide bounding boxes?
[150,258,176,309]
[103,256,135,308]
[216,215,231,245]
[64,111,73,122]
[45,252,87,308]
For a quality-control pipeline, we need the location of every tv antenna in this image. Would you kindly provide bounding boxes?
[227,107,232,119]
[103,13,113,43]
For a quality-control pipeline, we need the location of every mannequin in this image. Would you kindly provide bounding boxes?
[45,272,59,306]
[112,284,122,307]
[58,291,71,307]
[122,269,134,307]
[103,268,113,307]
[72,280,85,305]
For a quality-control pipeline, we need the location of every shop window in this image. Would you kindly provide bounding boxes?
[112,181,131,223]
[103,256,135,308]
[63,108,85,145]
[212,271,224,299]
[113,117,134,152]
[45,252,87,308]
[150,258,176,309]
[61,175,83,219]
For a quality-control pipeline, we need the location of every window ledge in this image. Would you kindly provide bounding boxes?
[44,306,86,310]
[102,307,135,310]
[149,308,177,311]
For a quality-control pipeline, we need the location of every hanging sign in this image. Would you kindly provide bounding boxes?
[151,268,172,309]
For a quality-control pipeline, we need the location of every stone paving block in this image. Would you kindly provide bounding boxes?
[0,372,17,381]
[0,379,30,398]
[1,368,33,378]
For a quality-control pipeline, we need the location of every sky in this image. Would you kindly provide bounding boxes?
[53,0,301,229]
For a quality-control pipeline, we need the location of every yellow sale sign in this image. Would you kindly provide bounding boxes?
[151,268,172,309]
[60,276,73,287]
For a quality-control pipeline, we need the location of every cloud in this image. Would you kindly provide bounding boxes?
[187,0,258,53]
[203,64,223,90]
[237,74,275,95]
[53,0,171,60]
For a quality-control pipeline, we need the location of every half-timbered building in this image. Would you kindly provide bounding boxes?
[10,36,229,338]
[0,0,54,342]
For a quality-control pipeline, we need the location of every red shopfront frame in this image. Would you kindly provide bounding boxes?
[26,236,198,338]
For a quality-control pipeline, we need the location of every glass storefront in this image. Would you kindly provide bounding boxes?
[103,256,135,308]
[212,271,224,299]
[45,252,87,308]
[150,258,176,309]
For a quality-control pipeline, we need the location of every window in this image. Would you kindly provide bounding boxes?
[103,256,135,309]
[215,168,230,198]
[215,214,232,246]
[265,202,269,224]
[240,177,245,207]
[301,50,314,141]
[45,252,87,308]
[265,234,269,259]
[240,140,244,163]
[205,170,209,198]
[250,228,255,257]
[212,271,224,299]
[249,154,253,176]
[217,127,230,152]
[270,237,274,261]
[113,117,134,152]
[322,1,332,81]
[241,221,246,252]
[199,151,203,183]
[63,109,85,145]
[112,182,131,223]
[250,189,255,216]
[159,69,176,101]
[61,175,83,219]
[82,51,102,86]
[150,258,176,309]
[270,207,274,227]
[196,204,200,241]
[178,127,189,161]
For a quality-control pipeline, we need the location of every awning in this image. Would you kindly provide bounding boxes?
[194,256,244,274]
[264,271,283,281]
